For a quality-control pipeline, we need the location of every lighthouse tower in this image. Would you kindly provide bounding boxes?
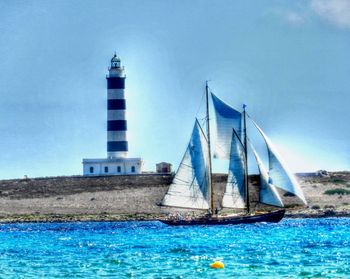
[82,54,143,176]
[107,54,128,158]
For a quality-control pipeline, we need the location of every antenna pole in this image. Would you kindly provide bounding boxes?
[243,104,250,213]
[206,81,214,217]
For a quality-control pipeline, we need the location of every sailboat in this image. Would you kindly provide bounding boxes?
[160,82,307,226]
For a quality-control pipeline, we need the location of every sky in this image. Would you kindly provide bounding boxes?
[0,0,349,179]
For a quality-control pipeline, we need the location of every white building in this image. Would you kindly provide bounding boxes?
[82,54,143,176]
[83,158,142,176]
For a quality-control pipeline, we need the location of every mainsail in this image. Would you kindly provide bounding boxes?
[252,120,307,205]
[250,144,284,207]
[162,85,307,217]
[222,130,246,209]
[211,93,242,159]
[161,120,210,210]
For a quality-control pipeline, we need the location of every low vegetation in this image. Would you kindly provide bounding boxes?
[284,203,301,209]
[324,188,350,195]
[329,178,347,184]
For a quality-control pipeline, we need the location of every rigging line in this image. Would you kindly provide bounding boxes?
[174,178,192,184]
[246,112,253,120]
[181,162,194,169]
[246,136,253,146]
[197,117,209,143]
[215,144,227,155]
[232,128,245,150]
[200,119,206,130]
[200,119,208,138]
[195,88,206,118]
[207,87,217,114]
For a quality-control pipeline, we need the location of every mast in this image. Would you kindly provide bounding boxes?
[243,104,250,213]
[206,81,214,216]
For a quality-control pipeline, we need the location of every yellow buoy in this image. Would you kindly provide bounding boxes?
[210,261,224,269]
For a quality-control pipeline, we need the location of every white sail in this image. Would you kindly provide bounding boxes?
[222,130,246,209]
[211,93,242,159]
[162,121,210,210]
[250,144,284,207]
[252,120,307,205]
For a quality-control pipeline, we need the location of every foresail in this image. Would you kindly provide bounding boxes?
[222,130,246,209]
[251,144,284,207]
[252,120,307,205]
[211,93,242,159]
[162,121,210,210]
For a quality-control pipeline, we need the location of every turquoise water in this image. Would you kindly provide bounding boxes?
[0,218,349,278]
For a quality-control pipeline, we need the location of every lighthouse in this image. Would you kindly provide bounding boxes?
[107,54,128,158]
[82,54,143,176]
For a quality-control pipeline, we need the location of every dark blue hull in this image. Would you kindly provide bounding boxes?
[160,210,285,226]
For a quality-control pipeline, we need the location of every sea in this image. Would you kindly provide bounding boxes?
[0,218,349,278]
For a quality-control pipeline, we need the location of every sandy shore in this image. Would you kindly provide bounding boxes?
[0,172,349,223]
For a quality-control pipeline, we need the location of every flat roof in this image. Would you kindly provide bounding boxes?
[83,158,142,163]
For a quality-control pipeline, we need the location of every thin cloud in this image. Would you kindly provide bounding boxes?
[266,8,306,26]
[311,0,350,28]
[285,11,305,25]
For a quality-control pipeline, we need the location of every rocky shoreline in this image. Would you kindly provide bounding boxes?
[285,209,350,218]
[1,209,350,224]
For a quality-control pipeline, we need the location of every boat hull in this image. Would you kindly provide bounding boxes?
[160,210,285,226]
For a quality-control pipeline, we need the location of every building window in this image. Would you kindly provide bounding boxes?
[131,166,135,173]
[117,166,121,173]
[90,167,94,173]
[104,166,108,173]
